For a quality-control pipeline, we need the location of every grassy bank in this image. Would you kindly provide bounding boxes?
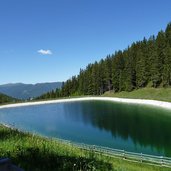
[34,88,171,103]
[103,88,171,102]
[0,125,169,171]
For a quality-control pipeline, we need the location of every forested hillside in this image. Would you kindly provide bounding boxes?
[0,93,17,104]
[37,23,171,99]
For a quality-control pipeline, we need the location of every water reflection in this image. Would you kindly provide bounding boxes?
[62,101,171,156]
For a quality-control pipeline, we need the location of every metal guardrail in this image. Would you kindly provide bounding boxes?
[56,139,171,168]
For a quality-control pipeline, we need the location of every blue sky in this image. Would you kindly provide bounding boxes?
[0,0,171,84]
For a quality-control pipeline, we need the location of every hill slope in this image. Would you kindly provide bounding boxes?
[0,82,62,100]
[104,88,171,102]
[0,93,17,104]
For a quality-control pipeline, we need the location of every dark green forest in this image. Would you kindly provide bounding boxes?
[37,23,171,99]
[0,93,17,104]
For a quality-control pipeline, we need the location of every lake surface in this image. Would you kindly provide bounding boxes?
[0,100,171,157]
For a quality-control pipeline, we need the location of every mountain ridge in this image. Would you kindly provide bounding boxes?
[0,82,62,100]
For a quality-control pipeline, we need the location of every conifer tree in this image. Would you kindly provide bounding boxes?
[112,51,121,92]
[163,44,171,86]
[165,23,171,47]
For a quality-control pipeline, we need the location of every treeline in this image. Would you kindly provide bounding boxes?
[37,23,171,99]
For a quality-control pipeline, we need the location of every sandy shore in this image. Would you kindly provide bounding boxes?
[0,97,171,110]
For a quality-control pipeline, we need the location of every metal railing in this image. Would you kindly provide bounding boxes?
[58,139,171,168]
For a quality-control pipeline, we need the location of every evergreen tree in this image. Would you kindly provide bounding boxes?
[135,41,148,88]
[165,23,171,47]
[146,35,156,84]
[112,51,121,92]
[150,43,160,87]
[118,52,125,91]
[104,55,113,91]
[124,48,136,91]
[92,62,100,95]
[163,44,171,86]
[98,59,106,94]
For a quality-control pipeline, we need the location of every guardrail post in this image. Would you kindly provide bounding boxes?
[93,145,95,151]
[122,150,125,159]
[141,153,143,163]
[160,156,163,166]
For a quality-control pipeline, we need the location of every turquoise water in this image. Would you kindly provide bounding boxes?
[0,100,171,157]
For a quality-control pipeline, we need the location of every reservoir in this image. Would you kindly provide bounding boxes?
[0,100,171,157]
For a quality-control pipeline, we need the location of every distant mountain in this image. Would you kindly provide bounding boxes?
[0,93,17,104]
[0,82,62,100]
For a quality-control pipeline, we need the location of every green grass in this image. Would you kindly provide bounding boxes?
[34,88,171,103]
[103,87,171,102]
[0,125,170,171]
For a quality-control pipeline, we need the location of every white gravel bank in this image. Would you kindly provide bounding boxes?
[0,97,171,110]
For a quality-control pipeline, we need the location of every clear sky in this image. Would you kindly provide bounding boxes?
[0,0,171,84]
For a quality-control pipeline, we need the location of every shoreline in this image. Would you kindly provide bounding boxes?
[0,96,171,110]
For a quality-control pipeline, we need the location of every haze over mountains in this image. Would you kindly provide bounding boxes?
[0,82,62,100]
